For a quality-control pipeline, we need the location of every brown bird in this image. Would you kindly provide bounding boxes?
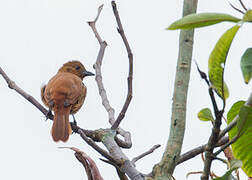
[41,61,94,142]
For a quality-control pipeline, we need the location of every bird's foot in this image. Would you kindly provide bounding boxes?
[72,114,77,126]
[71,122,78,134]
[45,110,53,121]
[71,114,78,134]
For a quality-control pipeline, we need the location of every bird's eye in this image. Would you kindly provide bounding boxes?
[75,65,80,70]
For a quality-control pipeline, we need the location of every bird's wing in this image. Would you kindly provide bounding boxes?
[44,72,86,110]
[70,82,86,114]
[41,84,49,108]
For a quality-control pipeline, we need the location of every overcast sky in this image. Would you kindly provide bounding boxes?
[0,0,251,179]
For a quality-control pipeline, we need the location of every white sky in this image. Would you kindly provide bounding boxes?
[0,0,251,179]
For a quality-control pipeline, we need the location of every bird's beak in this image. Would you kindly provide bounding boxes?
[83,70,95,77]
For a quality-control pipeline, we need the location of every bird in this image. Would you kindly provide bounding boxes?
[41,61,94,142]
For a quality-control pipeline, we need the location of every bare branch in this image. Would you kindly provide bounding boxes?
[89,2,132,149]
[229,2,245,14]
[88,4,145,180]
[111,1,133,130]
[101,129,144,180]
[89,4,112,122]
[238,0,247,11]
[71,126,144,179]
[177,136,229,165]
[88,4,104,44]
[0,66,53,119]
[132,144,161,165]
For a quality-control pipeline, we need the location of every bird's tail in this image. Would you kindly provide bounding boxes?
[51,105,72,142]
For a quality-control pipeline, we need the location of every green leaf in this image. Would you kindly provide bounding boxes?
[227,101,252,176]
[213,174,236,180]
[227,101,245,122]
[243,10,252,22]
[240,48,252,84]
[237,105,252,135]
[167,13,241,30]
[208,25,241,100]
[213,159,242,180]
[197,108,214,122]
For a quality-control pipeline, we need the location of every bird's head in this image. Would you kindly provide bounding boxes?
[58,60,95,80]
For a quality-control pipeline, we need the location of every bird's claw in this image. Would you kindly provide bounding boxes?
[71,122,78,134]
[71,114,78,134]
[45,110,53,121]
[72,114,77,126]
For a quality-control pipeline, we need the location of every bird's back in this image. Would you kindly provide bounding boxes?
[44,72,86,109]
[41,60,93,142]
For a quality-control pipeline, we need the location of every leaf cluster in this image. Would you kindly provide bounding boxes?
[168,2,252,178]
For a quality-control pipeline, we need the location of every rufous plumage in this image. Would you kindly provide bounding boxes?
[41,61,94,142]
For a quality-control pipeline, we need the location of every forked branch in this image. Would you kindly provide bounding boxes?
[89,3,132,149]
[87,3,144,180]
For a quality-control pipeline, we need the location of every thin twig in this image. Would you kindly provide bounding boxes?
[218,118,237,139]
[214,135,239,156]
[238,0,247,11]
[111,1,133,130]
[177,136,228,165]
[88,5,104,44]
[196,64,224,180]
[132,144,161,164]
[194,60,210,86]
[195,63,219,116]
[229,2,245,14]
